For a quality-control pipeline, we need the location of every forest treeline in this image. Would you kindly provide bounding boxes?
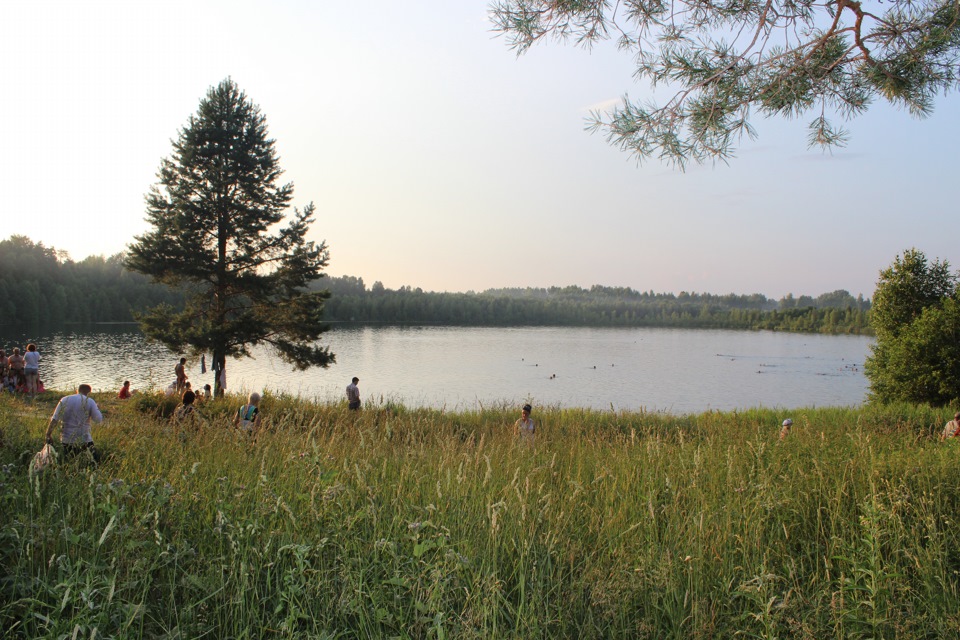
[0,236,871,334]
[0,236,182,324]
[321,276,871,334]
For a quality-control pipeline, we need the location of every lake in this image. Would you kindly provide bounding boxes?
[0,324,873,414]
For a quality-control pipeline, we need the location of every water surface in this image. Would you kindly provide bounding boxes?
[0,324,872,413]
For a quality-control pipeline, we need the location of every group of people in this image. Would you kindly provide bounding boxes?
[164,358,257,433]
[38,357,542,464]
[32,350,960,467]
[0,344,44,394]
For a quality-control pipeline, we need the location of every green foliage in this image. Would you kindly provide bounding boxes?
[0,234,870,335]
[131,392,180,419]
[0,236,183,324]
[490,0,960,166]
[322,278,872,334]
[127,79,334,394]
[3,394,960,637]
[869,297,960,405]
[870,248,956,339]
[866,248,960,404]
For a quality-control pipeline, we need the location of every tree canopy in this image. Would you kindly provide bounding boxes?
[127,79,333,396]
[0,236,182,325]
[490,0,960,166]
[320,277,870,333]
[865,248,960,404]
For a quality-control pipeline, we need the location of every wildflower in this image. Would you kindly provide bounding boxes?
[408,521,422,532]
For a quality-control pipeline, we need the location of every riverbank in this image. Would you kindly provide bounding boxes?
[1,391,957,637]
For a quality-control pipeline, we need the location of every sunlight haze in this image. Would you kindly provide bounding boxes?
[2,0,957,300]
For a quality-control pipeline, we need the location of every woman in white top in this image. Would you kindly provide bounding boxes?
[514,403,536,445]
[23,344,40,394]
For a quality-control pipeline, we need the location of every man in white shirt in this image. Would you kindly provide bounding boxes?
[45,384,104,462]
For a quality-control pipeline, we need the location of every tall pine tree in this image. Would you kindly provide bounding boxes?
[128,79,333,396]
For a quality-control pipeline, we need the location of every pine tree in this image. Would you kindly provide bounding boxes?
[127,79,334,396]
[491,0,960,167]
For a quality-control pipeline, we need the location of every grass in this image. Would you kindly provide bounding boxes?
[1,390,959,638]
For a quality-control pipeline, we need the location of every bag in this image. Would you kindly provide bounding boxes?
[31,443,57,474]
[238,404,257,431]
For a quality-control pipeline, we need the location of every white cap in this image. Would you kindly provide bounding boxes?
[782,419,793,427]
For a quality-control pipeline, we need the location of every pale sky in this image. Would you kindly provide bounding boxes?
[2,1,957,300]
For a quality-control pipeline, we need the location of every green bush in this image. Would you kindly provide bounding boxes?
[131,391,179,418]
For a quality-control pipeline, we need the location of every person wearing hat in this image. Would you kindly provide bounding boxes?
[514,403,536,444]
[941,412,960,440]
[779,418,793,440]
[346,377,361,410]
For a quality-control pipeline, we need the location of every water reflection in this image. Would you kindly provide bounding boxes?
[0,324,873,413]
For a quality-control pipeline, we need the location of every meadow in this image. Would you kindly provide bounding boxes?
[1,391,959,639]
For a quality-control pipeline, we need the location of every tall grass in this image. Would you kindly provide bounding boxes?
[1,391,959,638]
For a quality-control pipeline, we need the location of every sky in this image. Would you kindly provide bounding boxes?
[2,1,958,301]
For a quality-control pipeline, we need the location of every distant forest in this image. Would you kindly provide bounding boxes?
[0,236,871,334]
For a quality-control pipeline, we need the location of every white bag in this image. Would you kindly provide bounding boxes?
[31,443,57,474]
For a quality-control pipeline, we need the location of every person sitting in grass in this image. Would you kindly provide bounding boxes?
[118,381,132,399]
[779,418,793,440]
[942,412,960,440]
[173,390,198,423]
[234,392,262,434]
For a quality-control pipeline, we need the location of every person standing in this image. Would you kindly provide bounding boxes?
[514,403,536,444]
[44,384,104,462]
[346,377,361,410]
[23,343,40,394]
[942,412,960,440]
[175,357,188,394]
[7,348,24,388]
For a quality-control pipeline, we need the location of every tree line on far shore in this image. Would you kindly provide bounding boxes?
[0,235,871,335]
[321,276,871,334]
[0,236,182,325]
